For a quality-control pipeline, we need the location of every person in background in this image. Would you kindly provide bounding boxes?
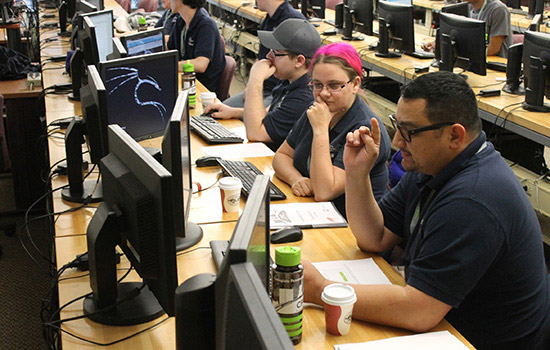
[272,42,391,217]
[303,72,550,349]
[423,0,513,57]
[168,0,226,95]
[155,0,179,38]
[205,19,322,151]
[223,0,305,108]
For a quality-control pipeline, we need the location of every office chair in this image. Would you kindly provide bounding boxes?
[217,55,236,102]
[326,0,343,10]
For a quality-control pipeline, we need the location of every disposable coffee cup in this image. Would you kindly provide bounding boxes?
[219,177,242,212]
[321,283,357,336]
[201,92,216,109]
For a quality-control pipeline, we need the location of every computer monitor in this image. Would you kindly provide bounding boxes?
[81,9,114,63]
[81,16,99,67]
[342,4,364,41]
[220,262,294,350]
[527,0,544,19]
[84,124,178,325]
[299,0,325,19]
[120,27,166,57]
[349,0,373,36]
[503,43,524,95]
[78,0,99,13]
[107,37,128,60]
[376,1,415,58]
[161,91,204,252]
[522,30,550,112]
[504,0,521,10]
[98,50,178,141]
[441,1,469,17]
[215,175,271,350]
[438,12,487,76]
[86,0,104,10]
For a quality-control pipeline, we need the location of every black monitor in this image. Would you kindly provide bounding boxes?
[504,0,521,9]
[439,12,487,76]
[78,0,99,13]
[215,175,272,350]
[529,13,542,32]
[81,65,109,164]
[98,50,178,141]
[441,1,469,17]
[376,1,415,58]
[84,124,178,325]
[349,0,373,36]
[300,0,325,19]
[86,0,104,10]
[120,27,166,57]
[81,9,114,63]
[342,4,364,41]
[161,91,204,252]
[527,0,544,19]
[221,262,294,350]
[107,37,128,60]
[503,43,524,95]
[81,16,99,67]
[522,30,550,112]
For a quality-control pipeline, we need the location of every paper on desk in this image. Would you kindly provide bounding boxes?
[270,202,347,229]
[313,258,391,285]
[229,126,247,139]
[201,142,274,158]
[334,331,469,350]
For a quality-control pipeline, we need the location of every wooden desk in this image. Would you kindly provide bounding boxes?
[54,222,474,349]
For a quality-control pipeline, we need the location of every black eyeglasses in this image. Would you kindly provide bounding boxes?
[307,80,352,93]
[389,114,454,142]
[269,49,290,57]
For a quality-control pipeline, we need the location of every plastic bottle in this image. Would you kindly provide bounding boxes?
[138,16,147,31]
[272,246,303,345]
[181,60,196,109]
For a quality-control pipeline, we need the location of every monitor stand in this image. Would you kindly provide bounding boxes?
[176,222,203,251]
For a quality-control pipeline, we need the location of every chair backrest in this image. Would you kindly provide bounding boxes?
[326,0,343,10]
[513,34,524,45]
[137,0,158,12]
[217,55,236,102]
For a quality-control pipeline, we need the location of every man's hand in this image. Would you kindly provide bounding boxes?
[248,59,276,84]
[291,177,314,197]
[343,118,381,176]
[307,96,333,135]
[204,102,242,119]
[421,41,435,53]
[303,260,330,305]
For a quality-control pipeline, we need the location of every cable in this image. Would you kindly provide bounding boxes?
[176,246,211,256]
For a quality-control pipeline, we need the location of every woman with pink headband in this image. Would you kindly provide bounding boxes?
[273,42,391,217]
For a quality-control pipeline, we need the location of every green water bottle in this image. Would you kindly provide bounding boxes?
[272,246,303,344]
[181,60,196,109]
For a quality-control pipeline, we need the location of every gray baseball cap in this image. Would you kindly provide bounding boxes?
[257,18,322,58]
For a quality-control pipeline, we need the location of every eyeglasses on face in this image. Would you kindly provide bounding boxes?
[307,80,352,93]
[269,49,291,57]
[389,113,454,142]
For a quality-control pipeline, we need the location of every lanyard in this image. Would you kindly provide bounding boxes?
[180,25,187,58]
[472,0,487,20]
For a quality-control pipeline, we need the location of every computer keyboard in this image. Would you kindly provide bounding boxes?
[217,159,287,201]
[190,115,244,144]
[210,239,229,269]
[405,51,435,59]
[487,61,507,72]
[509,8,528,15]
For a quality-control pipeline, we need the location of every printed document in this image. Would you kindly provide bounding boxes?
[201,142,274,158]
[270,202,347,229]
[313,258,391,285]
[334,331,469,350]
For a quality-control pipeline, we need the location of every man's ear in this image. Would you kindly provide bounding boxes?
[295,54,307,68]
[448,123,466,149]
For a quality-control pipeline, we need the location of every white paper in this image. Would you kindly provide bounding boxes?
[313,258,391,285]
[334,331,469,350]
[228,126,247,139]
[201,142,274,158]
[270,202,347,229]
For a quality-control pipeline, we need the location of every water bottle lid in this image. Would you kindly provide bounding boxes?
[275,246,301,267]
[182,60,194,72]
[138,16,146,25]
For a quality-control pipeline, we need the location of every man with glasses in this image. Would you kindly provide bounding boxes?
[205,19,321,151]
[303,72,550,349]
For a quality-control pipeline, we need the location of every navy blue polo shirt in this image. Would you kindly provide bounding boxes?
[259,1,305,92]
[155,9,179,36]
[167,8,226,95]
[286,96,390,217]
[263,73,314,151]
[379,132,550,349]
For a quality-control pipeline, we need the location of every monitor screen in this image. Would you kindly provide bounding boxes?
[161,91,204,251]
[81,9,113,62]
[215,175,271,350]
[221,262,294,350]
[98,50,179,141]
[84,124,178,325]
[121,27,166,57]
[80,65,108,164]
[78,0,98,13]
[439,12,487,76]
[377,1,415,54]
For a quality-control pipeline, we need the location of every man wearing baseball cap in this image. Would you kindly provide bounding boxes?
[205,18,322,151]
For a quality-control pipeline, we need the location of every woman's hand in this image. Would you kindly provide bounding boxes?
[291,177,313,197]
[307,96,333,135]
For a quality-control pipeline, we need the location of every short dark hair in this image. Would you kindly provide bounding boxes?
[401,72,481,134]
[182,0,204,9]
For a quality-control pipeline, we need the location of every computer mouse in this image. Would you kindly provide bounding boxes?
[195,156,221,167]
[203,109,218,117]
[270,227,303,244]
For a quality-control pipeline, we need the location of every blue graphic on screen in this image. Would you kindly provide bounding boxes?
[126,33,164,56]
[101,54,176,140]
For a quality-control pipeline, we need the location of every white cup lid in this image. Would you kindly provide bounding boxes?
[200,92,216,99]
[321,284,357,306]
[219,177,242,190]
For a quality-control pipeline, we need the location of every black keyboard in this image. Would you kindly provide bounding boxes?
[217,159,287,201]
[487,61,507,72]
[509,8,528,15]
[210,240,229,269]
[190,115,244,144]
[405,51,435,59]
